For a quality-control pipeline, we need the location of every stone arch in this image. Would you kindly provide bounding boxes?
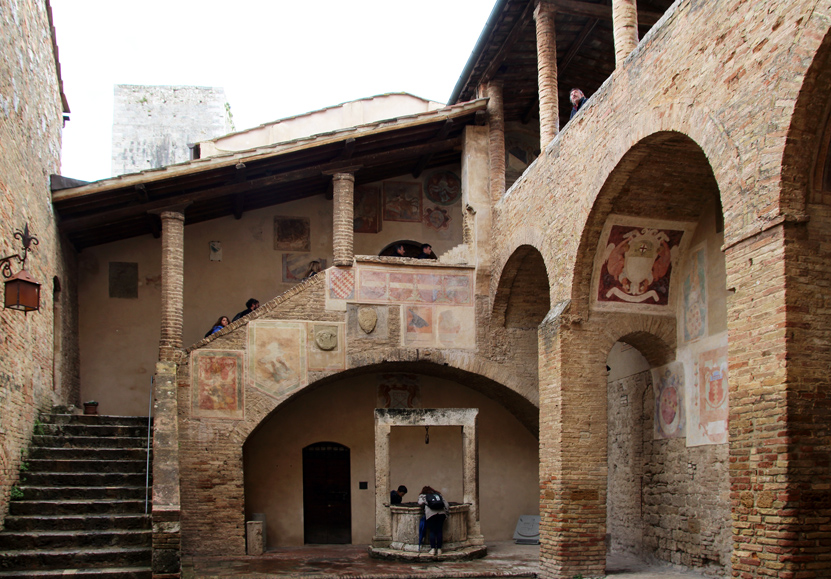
[491,244,550,329]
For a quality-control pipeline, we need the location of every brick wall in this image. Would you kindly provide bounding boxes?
[0,0,77,524]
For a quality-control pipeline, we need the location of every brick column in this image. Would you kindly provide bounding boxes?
[612,0,639,66]
[535,0,559,149]
[724,225,793,579]
[158,209,185,362]
[332,172,355,266]
[486,82,506,202]
[538,303,607,579]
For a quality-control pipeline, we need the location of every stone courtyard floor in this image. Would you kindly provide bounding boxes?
[182,541,719,578]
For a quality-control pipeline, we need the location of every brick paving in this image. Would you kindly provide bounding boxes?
[183,541,717,578]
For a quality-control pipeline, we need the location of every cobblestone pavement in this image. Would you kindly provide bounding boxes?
[183,542,720,578]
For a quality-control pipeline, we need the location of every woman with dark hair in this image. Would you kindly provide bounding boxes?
[204,315,229,338]
[418,485,449,556]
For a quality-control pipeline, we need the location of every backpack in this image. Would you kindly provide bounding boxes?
[425,492,444,510]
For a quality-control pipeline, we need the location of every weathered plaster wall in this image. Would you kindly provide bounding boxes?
[243,373,538,547]
[78,171,463,416]
[0,0,77,523]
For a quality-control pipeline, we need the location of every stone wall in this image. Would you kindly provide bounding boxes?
[0,0,77,524]
[111,85,231,176]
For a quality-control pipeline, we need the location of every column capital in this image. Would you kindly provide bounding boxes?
[148,202,192,219]
[533,0,556,19]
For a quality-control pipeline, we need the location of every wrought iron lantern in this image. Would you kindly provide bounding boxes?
[1,224,41,312]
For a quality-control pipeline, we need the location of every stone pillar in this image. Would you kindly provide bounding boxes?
[537,303,607,579]
[332,172,355,266]
[373,420,392,548]
[486,82,506,202]
[152,361,181,577]
[462,415,483,544]
[158,209,185,363]
[612,0,639,66]
[535,0,559,149]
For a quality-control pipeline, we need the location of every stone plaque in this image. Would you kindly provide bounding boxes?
[314,325,338,351]
[358,307,377,334]
[513,515,540,545]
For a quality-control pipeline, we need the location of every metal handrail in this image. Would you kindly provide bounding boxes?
[145,375,153,515]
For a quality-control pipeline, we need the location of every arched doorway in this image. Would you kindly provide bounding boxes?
[302,442,351,544]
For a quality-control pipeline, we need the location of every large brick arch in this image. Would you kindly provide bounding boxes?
[241,357,540,444]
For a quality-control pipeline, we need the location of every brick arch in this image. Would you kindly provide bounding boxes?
[491,244,550,329]
[490,225,557,308]
[569,131,720,321]
[241,358,540,446]
[781,13,831,212]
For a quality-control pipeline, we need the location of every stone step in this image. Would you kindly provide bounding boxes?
[0,547,150,571]
[1,529,150,550]
[26,459,148,474]
[22,472,147,487]
[2,514,150,533]
[37,424,150,439]
[28,447,149,461]
[0,566,151,579]
[41,414,150,427]
[16,485,147,501]
[32,435,147,449]
[8,499,145,517]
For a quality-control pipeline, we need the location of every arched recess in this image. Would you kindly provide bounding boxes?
[551,130,731,575]
[773,21,831,572]
[242,362,540,549]
[490,245,550,395]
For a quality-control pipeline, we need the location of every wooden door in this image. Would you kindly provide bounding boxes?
[303,442,352,544]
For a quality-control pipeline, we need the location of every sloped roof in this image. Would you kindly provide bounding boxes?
[53,99,487,249]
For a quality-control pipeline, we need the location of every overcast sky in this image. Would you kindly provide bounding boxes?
[50,1,495,182]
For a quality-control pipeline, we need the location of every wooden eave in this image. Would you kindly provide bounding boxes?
[449,0,674,129]
[53,99,487,249]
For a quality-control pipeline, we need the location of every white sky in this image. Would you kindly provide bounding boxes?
[50,0,495,183]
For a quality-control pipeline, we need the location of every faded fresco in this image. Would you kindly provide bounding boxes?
[383,181,422,222]
[273,216,311,251]
[424,206,451,230]
[354,184,382,233]
[191,350,245,420]
[377,373,421,408]
[248,321,306,399]
[282,254,327,283]
[436,306,476,349]
[690,345,729,446]
[651,362,686,440]
[400,305,475,349]
[423,170,461,206]
[357,269,473,305]
[594,217,694,314]
[403,306,434,346]
[683,244,707,343]
[307,323,345,372]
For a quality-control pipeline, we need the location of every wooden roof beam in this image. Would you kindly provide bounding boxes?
[480,0,536,85]
[59,138,462,233]
[410,119,455,178]
[551,0,662,27]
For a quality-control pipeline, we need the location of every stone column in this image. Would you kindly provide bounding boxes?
[158,209,185,363]
[535,0,559,149]
[332,172,355,266]
[486,82,506,202]
[372,418,392,548]
[612,0,639,66]
[462,414,483,544]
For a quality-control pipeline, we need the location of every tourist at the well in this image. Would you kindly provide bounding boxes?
[390,485,407,505]
[418,486,449,556]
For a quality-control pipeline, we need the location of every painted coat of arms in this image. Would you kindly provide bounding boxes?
[593,217,694,314]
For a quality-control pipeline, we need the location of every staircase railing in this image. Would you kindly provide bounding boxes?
[145,375,153,514]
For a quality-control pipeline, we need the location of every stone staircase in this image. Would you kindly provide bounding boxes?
[0,414,152,579]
